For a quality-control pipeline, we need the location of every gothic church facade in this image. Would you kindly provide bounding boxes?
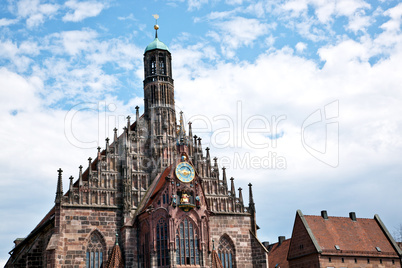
[6,26,268,268]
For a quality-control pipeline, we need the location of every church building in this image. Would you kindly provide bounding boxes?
[6,23,268,268]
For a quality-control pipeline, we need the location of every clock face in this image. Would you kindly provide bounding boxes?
[175,162,195,183]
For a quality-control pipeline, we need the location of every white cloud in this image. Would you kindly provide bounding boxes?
[274,0,372,41]
[0,68,42,114]
[318,39,370,67]
[347,9,372,33]
[279,0,371,23]
[281,0,308,17]
[295,41,307,52]
[188,0,209,10]
[0,18,18,27]
[0,40,41,72]
[212,17,272,57]
[16,0,59,28]
[370,3,402,55]
[334,0,371,18]
[244,2,266,18]
[118,13,136,21]
[226,0,243,5]
[63,0,106,22]
[85,38,143,69]
[205,10,239,20]
[28,30,145,105]
[381,2,402,32]
[52,29,98,55]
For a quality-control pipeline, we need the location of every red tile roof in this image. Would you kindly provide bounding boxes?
[303,214,399,257]
[142,165,172,210]
[268,239,290,268]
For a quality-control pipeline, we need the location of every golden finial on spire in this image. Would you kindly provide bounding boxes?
[153,14,159,30]
[152,14,159,38]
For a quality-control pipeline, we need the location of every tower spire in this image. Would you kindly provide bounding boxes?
[78,165,83,187]
[188,121,192,138]
[69,176,74,203]
[222,167,227,186]
[177,111,187,145]
[113,127,118,154]
[230,177,235,197]
[205,147,211,177]
[55,168,63,203]
[238,187,243,204]
[248,183,257,235]
[135,106,140,137]
[248,183,255,208]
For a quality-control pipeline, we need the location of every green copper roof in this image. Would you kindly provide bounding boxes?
[144,37,170,53]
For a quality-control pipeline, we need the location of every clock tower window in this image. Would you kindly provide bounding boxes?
[151,56,156,75]
[159,54,166,75]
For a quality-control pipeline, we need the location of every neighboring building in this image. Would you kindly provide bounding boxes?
[268,236,290,268]
[5,25,268,267]
[269,210,402,268]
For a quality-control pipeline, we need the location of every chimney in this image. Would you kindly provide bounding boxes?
[262,241,270,249]
[349,212,357,221]
[321,210,328,219]
[278,236,286,245]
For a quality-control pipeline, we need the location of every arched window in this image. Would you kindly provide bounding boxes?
[86,231,105,268]
[156,218,169,267]
[218,235,235,268]
[176,218,200,265]
[150,56,156,75]
[140,221,150,268]
[159,55,165,75]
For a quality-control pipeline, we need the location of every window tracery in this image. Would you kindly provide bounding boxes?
[156,217,169,267]
[218,235,235,268]
[86,231,105,268]
[176,218,200,265]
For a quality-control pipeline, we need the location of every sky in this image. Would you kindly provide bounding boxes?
[1,0,402,265]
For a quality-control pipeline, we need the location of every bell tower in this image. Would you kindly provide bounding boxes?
[143,15,177,174]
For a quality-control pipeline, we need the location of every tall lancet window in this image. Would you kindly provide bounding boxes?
[86,231,105,268]
[159,54,165,75]
[176,218,200,265]
[151,56,156,75]
[218,235,235,268]
[156,217,169,267]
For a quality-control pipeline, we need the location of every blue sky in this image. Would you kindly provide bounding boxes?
[1,0,402,265]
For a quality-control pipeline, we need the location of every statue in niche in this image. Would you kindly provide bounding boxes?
[171,194,177,207]
[180,193,190,204]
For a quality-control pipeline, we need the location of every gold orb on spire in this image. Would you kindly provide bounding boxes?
[152,14,160,32]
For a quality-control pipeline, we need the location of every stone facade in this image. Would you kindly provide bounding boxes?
[5,28,268,268]
[209,215,268,268]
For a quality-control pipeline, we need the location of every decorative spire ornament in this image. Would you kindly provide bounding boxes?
[230,177,235,197]
[55,168,63,203]
[78,165,83,187]
[152,14,159,38]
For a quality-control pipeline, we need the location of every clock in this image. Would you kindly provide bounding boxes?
[175,162,195,183]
